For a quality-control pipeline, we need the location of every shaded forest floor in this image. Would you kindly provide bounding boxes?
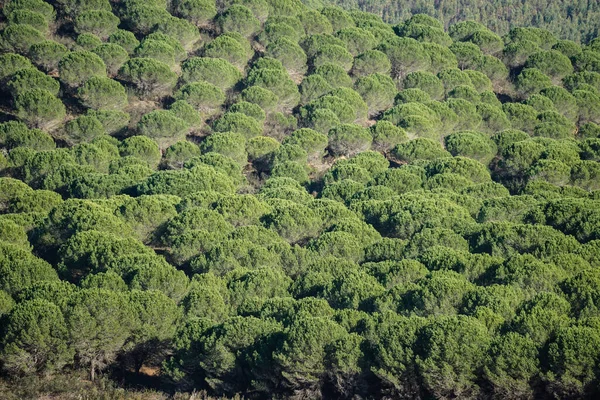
[0,372,241,400]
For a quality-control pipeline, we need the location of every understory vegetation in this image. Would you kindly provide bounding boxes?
[1,0,600,399]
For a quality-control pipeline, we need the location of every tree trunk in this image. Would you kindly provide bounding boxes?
[136,356,144,374]
[90,359,96,381]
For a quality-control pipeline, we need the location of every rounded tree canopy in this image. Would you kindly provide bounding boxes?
[392,138,451,162]
[8,10,49,34]
[74,10,120,39]
[15,89,66,129]
[328,124,372,157]
[109,29,140,54]
[118,57,177,96]
[6,68,59,98]
[352,49,391,77]
[91,43,129,76]
[58,51,107,88]
[217,5,261,37]
[181,57,242,89]
[203,34,251,68]
[213,112,263,139]
[77,76,128,110]
[0,53,33,80]
[174,81,226,113]
[241,86,279,111]
[174,0,217,26]
[0,23,45,54]
[137,110,189,150]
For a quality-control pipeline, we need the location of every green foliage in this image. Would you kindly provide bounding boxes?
[247,136,280,162]
[3,0,55,21]
[477,103,511,133]
[65,289,136,380]
[203,34,250,68]
[229,101,266,122]
[119,136,161,168]
[392,138,451,162]
[372,168,422,194]
[302,95,355,124]
[15,89,65,129]
[169,100,201,127]
[246,67,300,108]
[213,112,263,139]
[118,58,177,97]
[352,49,391,77]
[200,132,247,165]
[175,81,225,113]
[502,103,539,133]
[137,165,235,198]
[336,27,376,56]
[321,6,354,31]
[266,37,307,74]
[75,10,119,39]
[2,2,600,398]
[378,36,430,80]
[77,77,128,110]
[298,9,333,35]
[302,33,344,58]
[218,5,260,37]
[75,34,103,51]
[1,299,72,375]
[327,124,372,157]
[314,63,353,88]
[0,23,45,54]
[403,71,444,100]
[271,160,309,183]
[0,243,58,296]
[262,199,321,243]
[91,43,129,76]
[283,128,327,160]
[370,120,408,152]
[64,115,106,145]
[181,57,241,89]
[174,0,217,26]
[137,110,189,150]
[258,20,301,46]
[525,50,573,81]
[154,16,200,49]
[311,44,354,71]
[58,51,107,88]
[0,52,32,80]
[416,316,490,398]
[515,68,553,97]
[355,72,397,114]
[8,10,48,34]
[445,131,497,164]
[6,68,59,98]
[134,40,176,66]
[163,141,201,169]
[451,41,484,70]
[240,86,279,111]
[108,29,140,54]
[546,325,600,397]
[145,33,188,62]
[0,121,55,151]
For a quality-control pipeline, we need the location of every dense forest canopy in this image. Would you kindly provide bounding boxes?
[320,0,600,43]
[1,0,600,399]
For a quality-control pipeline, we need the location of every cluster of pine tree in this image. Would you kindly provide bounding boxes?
[323,0,600,43]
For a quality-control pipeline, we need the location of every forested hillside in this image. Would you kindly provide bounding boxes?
[320,0,600,43]
[2,0,600,399]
